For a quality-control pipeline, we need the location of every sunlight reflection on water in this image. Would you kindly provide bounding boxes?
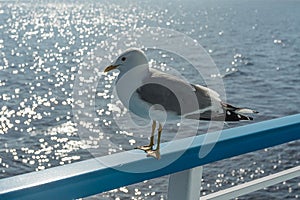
[0,0,299,199]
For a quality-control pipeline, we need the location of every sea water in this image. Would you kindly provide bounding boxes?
[0,0,299,199]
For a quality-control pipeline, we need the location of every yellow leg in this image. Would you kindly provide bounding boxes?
[156,123,163,150]
[135,121,156,152]
[149,120,156,147]
[146,123,162,159]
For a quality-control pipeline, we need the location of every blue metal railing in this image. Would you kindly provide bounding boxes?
[0,114,300,200]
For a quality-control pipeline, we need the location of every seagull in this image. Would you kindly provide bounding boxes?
[104,48,257,159]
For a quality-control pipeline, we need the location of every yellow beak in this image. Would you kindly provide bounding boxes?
[104,65,119,72]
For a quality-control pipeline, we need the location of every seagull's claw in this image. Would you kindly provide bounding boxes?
[135,145,153,152]
[146,149,161,160]
[135,145,160,159]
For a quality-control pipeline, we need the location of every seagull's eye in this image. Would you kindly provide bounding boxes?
[121,57,126,61]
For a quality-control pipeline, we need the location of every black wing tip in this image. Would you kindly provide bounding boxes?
[185,109,256,122]
[225,110,254,121]
[248,116,254,120]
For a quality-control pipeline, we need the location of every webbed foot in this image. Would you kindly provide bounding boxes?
[146,149,161,160]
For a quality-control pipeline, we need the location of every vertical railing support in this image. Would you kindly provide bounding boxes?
[168,166,203,200]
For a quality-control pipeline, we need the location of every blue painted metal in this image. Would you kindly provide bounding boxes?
[0,114,300,200]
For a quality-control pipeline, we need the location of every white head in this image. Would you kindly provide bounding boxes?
[104,48,149,74]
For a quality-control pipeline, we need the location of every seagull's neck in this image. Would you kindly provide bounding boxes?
[115,65,149,109]
[116,65,149,84]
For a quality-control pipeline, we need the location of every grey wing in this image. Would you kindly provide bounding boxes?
[136,83,181,114]
[185,84,224,120]
[137,69,223,117]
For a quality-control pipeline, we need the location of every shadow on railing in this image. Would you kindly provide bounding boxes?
[0,114,300,200]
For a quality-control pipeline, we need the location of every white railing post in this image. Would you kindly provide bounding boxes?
[168,166,203,200]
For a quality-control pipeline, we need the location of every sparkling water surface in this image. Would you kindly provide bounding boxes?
[0,0,299,199]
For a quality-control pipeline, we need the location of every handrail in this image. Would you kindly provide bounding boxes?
[202,165,300,200]
[0,114,300,200]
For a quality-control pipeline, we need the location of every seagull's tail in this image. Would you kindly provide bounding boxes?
[222,102,258,122]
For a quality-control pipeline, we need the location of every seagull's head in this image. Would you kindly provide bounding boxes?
[104,48,148,73]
